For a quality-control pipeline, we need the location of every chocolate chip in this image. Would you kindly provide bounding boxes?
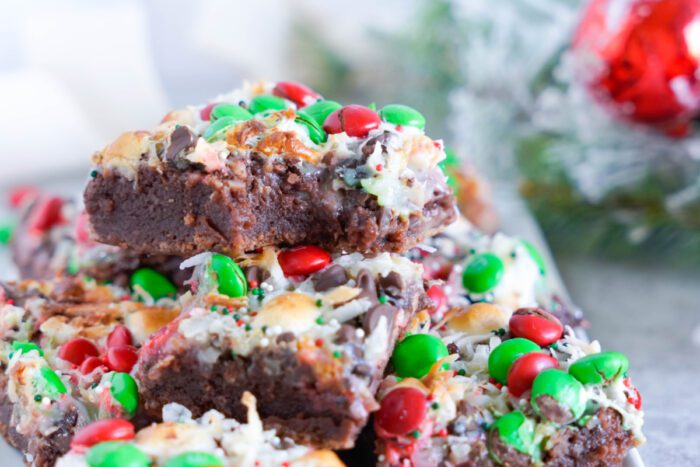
[487,427,532,466]
[276,332,295,344]
[379,271,405,298]
[312,264,348,292]
[447,343,459,355]
[356,269,378,304]
[362,304,397,334]
[333,324,358,344]
[361,131,394,157]
[165,126,197,162]
[352,363,373,377]
[535,395,575,424]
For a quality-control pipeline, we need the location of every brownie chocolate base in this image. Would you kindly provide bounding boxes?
[85,154,456,256]
[0,373,78,467]
[137,345,376,450]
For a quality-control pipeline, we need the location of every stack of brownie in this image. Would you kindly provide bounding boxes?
[0,80,644,466]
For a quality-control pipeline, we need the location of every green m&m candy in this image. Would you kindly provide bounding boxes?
[210,254,247,298]
[11,341,43,357]
[295,116,327,144]
[164,452,225,467]
[298,100,342,127]
[569,352,629,385]
[249,95,288,114]
[130,268,177,301]
[488,338,541,384]
[203,116,237,142]
[209,103,253,122]
[86,441,150,467]
[392,334,449,379]
[531,369,585,424]
[39,366,67,398]
[462,253,505,294]
[378,104,426,130]
[521,240,546,276]
[488,410,537,462]
[110,372,139,415]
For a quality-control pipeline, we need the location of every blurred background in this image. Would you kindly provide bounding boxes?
[1,0,700,463]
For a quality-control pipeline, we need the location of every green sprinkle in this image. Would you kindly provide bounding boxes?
[231,351,237,358]
[550,342,558,350]
[90,169,98,178]
[244,324,252,331]
[411,430,421,439]
[368,102,377,111]
[315,299,323,307]
[458,369,466,376]
[378,295,388,304]
[233,314,240,320]
[222,309,229,315]
[210,305,218,311]
[431,402,440,410]
[261,325,268,334]
[34,394,42,402]
[333,351,342,359]
[441,362,450,370]
[315,317,324,325]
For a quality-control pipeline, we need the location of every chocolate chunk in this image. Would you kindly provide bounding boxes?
[276,332,295,344]
[447,343,459,355]
[379,271,404,298]
[487,426,533,466]
[312,264,348,292]
[334,324,359,344]
[352,363,373,377]
[362,304,397,334]
[165,126,197,166]
[355,269,378,304]
[535,395,575,424]
[50,279,86,303]
[361,131,394,157]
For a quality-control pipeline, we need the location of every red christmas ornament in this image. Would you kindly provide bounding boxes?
[573,0,700,135]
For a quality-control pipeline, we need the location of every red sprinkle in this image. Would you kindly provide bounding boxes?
[375,164,383,172]
[248,280,258,289]
[315,338,324,347]
[437,428,448,437]
[74,211,92,244]
[426,284,447,316]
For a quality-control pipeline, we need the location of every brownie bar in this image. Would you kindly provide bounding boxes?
[0,278,181,466]
[374,320,644,466]
[84,80,457,257]
[57,392,344,467]
[10,194,188,289]
[136,247,430,449]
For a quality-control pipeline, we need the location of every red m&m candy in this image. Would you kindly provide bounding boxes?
[278,246,331,277]
[323,105,381,138]
[426,284,447,315]
[506,352,559,397]
[107,325,133,349]
[375,387,427,436]
[104,346,139,373]
[79,356,107,375]
[273,81,322,108]
[27,196,65,236]
[71,419,135,450]
[509,307,563,346]
[58,338,100,366]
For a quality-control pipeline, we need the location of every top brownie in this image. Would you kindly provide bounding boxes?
[84,81,457,257]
